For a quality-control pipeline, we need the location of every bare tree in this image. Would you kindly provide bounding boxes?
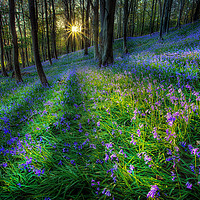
[44,0,52,65]
[141,0,147,35]
[28,0,49,86]
[84,0,90,55]
[21,0,29,67]
[9,0,23,82]
[176,0,185,29]
[90,0,99,59]
[99,0,116,66]
[150,0,155,34]
[51,0,58,59]
[194,0,200,21]
[123,0,129,53]
[0,10,8,77]
[159,0,167,41]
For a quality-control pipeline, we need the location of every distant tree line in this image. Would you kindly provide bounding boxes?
[0,0,199,86]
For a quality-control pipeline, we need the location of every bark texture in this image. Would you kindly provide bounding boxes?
[9,0,23,82]
[99,0,116,66]
[0,11,8,76]
[28,0,49,87]
[123,0,129,53]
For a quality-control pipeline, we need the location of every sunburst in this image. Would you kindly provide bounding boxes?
[65,22,85,42]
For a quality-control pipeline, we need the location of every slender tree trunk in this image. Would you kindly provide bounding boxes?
[51,0,58,59]
[91,0,99,59]
[194,0,200,21]
[63,0,70,53]
[2,15,13,71]
[166,0,173,33]
[16,13,25,68]
[136,3,139,35]
[9,0,23,82]
[99,0,117,66]
[0,11,8,76]
[8,50,13,71]
[123,0,129,53]
[184,7,189,24]
[69,0,73,52]
[150,0,155,34]
[28,0,49,87]
[3,37,13,71]
[157,0,162,32]
[152,0,158,33]
[2,20,13,71]
[131,0,137,36]
[44,0,52,65]
[119,0,122,38]
[41,0,46,62]
[176,0,184,28]
[81,0,85,49]
[141,0,147,35]
[21,0,29,67]
[159,0,167,41]
[191,0,195,23]
[84,0,90,55]
[163,0,169,33]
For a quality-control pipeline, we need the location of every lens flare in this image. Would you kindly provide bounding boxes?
[72,26,78,33]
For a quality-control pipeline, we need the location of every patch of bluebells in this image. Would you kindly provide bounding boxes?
[102,188,111,197]
[127,164,134,174]
[147,185,160,199]
[171,171,176,181]
[186,181,192,189]
[137,152,152,167]
[91,180,100,195]
[165,151,180,169]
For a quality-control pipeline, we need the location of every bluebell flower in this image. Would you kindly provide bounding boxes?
[147,185,159,198]
[186,182,192,189]
[17,183,21,187]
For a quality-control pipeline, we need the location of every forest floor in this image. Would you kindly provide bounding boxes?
[0,21,200,200]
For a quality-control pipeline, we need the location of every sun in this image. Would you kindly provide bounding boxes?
[65,22,87,50]
[71,26,78,33]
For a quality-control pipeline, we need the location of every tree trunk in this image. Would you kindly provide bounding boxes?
[176,0,185,28]
[123,0,129,53]
[163,0,169,33]
[44,0,52,65]
[194,0,200,21]
[166,0,173,33]
[159,0,167,41]
[152,0,158,33]
[84,0,90,55]
[16,12,26,68]
[141,0,147,35]
[81,0,84,49]
[21,0,29,67]
[28,0,49,87]
[157,0,162,32]
[130,0,137,37]
[191,0,195,22]
[51,0,58,59]
[118,0,122,38]
[93,0,99,59]
[150,0,155,34]
[136,0,140,35]
[9,0,23,83]
[0,11,8,76]
[69,0,73,52]
[41,0,46,62]
[99,0,116,66]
